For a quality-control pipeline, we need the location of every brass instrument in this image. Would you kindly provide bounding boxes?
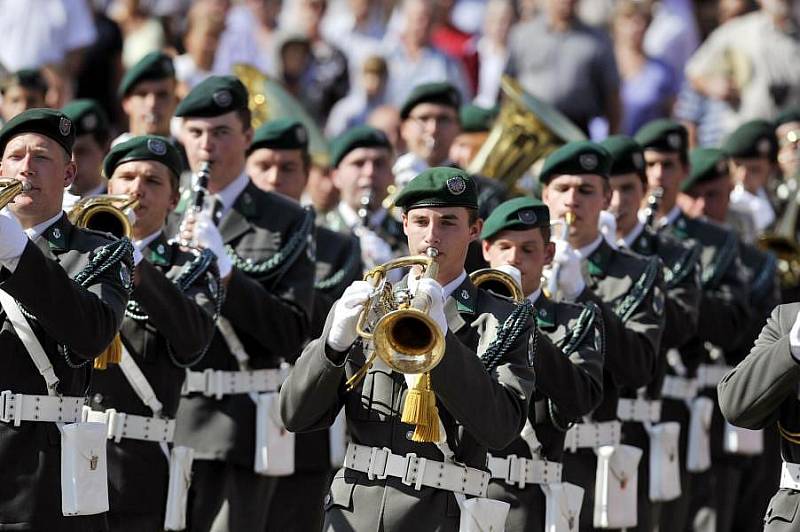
[545,212,576,299]
[758,170,800,288]
[467,76,586,189]
[68,194,139,238]
[643,187,664,230]
[0,178,31,208]
[470,268,524,302]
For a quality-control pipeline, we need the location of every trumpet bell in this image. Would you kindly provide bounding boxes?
[68,195,138,238]
[470,268,525,302]
[373,308,446,374]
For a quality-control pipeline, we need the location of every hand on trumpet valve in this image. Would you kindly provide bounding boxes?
[327,281,374,352]
[0,208,27,262]
[408,277,448,334]
[181,210,232,278]
[547,239,585,300]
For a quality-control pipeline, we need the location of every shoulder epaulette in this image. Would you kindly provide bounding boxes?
[664,241,701,289]
[613,256,660,323]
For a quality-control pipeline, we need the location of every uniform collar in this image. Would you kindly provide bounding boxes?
[214,171,249,218]
[141,230,173,266]
[25,211,64,241]
[584,237,614,277]
[531,291,557,329]
[32,213,74,254]
[620,221,645,248]
[575,234,603,260]
[337,201,387,230]
[218,180,261,243]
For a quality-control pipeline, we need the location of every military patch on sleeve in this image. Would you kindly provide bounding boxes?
[119,262,132,290]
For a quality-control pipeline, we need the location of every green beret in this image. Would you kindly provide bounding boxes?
[0,108,75,156]
[600,135,646,178]
[174,75,248,118]
[775,106,800,128]
[682,148,729,192]
[480,196,550,240]
[394,167,478,211]
[459,104,497,133]
[722,120,777,161]
[118,52,175,98]
[400,82,461,119]
[1,68,47,93]
[61,99,109,139]
[249,118,308,155]
[329,125,391,167]
[103,135,183,179]
[539,141,612,184]
[634,118,688,155]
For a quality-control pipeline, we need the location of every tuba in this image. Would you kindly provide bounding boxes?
[758,170,800,288]
[68,194,139,238]
[470,268,524,302]
[0,178,31,208]
[467,76,586,190]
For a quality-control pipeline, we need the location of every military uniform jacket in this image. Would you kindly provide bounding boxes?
[0,214,130,531]
[575,239,665,420]
[280,278,536,531]
[90,232,219,514]
[173,182,315,466]
[663,213,750,373]
[322,205,408,257]
[717,303,800,528]
[629,226,702,397]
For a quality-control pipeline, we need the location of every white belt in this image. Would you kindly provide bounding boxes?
[780,461,800,491]
[182,367,289,399]
[617,398,662,423]
[564,421,622,452]
[487,454,562,488]
[0,391,83,426]
[661,375,698,400]
[696,364,733,389]
[83,407,175,443]
[343,443,489,497]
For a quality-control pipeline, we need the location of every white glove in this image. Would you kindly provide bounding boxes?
[358,228,393,269]
[495,264,523,291]
[598,210,618,249]
[0,209,27,270]
[327,281,374,352]
[552,239,585,300]
[415,277,448,336]
[193,211,232,278]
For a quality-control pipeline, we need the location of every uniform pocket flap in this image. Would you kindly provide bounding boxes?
[765,491,800,524]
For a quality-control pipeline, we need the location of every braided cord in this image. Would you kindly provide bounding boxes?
[613,257,659,323]
[314,238,361,291]
[480,300,535,372]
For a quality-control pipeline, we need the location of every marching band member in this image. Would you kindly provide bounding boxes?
[60,99,111,210]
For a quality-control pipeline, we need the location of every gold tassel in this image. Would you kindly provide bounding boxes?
[93,333,123,370]
[401,372,441,443]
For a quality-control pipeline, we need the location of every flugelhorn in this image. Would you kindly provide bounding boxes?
[68,194,140,238]
[0,178,31,208]
[470,268,524,302]
[545,211,576,299]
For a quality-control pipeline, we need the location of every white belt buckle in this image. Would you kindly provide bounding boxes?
[401,453,420,488]
[367,446,390,480]
[515,456,529,489]
[0,390,12,424]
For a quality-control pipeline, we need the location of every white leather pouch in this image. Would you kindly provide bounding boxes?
[457,495,510,532]
[645,422,681,502]
[329,409,348,469]
[686,397,714,473]
[164,446,194,531]
[723,421,763,455]
[541,482,584,532]
[593,444,642,529]
[254,391,295,476]
[60,422,109,516]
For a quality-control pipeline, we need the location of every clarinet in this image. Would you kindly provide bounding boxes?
[179,161,212,248]
[643,186,664,230]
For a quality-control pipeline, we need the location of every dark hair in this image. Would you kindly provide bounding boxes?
[236,108,252,132]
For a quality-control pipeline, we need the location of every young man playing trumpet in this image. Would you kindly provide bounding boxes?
[0,108,131,531]
[281,167,536,531]
[480,197,604,531]
[540,140,665,530]
[85,135,222,532]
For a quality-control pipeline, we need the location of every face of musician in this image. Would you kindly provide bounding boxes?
[777,122,800,179]
[332,146,394,213]
[608,172,646,239]
[678,175,732,224]
[403,206,482,285]
[542,174,610,249]
[449,131,487,170]
[730,157,773,195]
[180,110,254,193]
[247,147,309,201]
[71,134,108,196]
[402,103,460,167]
[1,133,75,229]
[1,85,46,123]
[122,78,178,136]
[643,149,687,215]
[108,160,179,240]
[482,228,555,296]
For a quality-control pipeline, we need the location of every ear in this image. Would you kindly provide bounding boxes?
[481,238,493,262]
[401,212,410,236]
[544,241,556,266]
[243,126,254,146]
[63,159,77,188]
[468,217,483,242]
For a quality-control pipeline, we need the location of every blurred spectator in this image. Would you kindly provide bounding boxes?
[116,51,177,142]
[326,55,389,137]
[110,0,166,69]
[448,103,497,170]
[367,104,405,154]
[452,0,489,35]
[322,0,388,81]
[383,0,471,107]
[214,0,282,77]
[61,99,111,199]
[613,0,677,135]
[506,0,621,134]
[517,0,541,22]
[174,1,226,97]
[685,0,800,128]
[431,0,479,94]
[643,0,700,89]
[775,106,800,180]
[473,0,515,107]
[0,70,48,124]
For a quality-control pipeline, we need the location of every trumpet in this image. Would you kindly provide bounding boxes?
[68,194,140,238]
[0,178,31,209]
[545,211,575,299]
[470,268,525,302]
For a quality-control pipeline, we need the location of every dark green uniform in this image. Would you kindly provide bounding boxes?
[0,216,131,532]
[89,234,220,531]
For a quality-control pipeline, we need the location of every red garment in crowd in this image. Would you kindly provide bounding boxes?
[432,23,479,95]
